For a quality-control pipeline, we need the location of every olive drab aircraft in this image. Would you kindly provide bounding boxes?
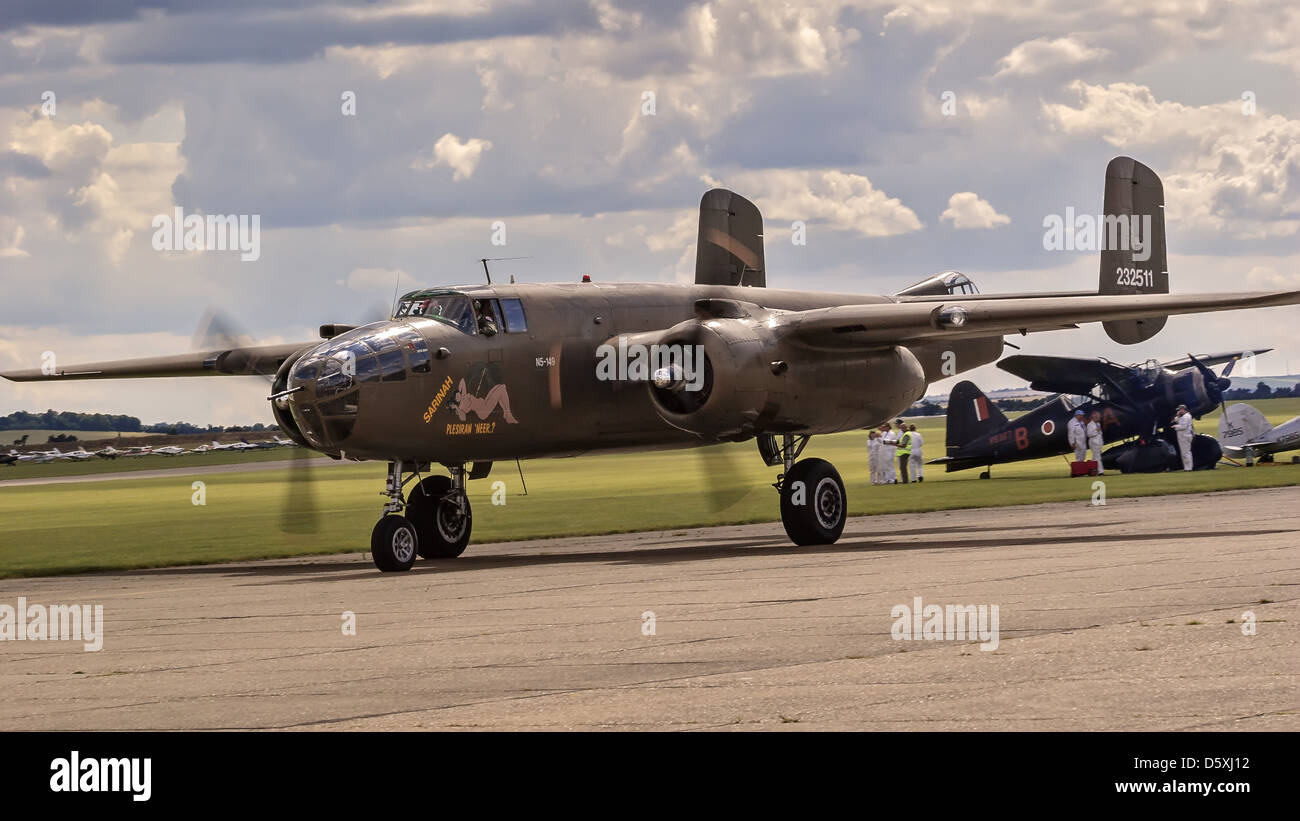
[935,350,1260,476]
[5,157,1300,571]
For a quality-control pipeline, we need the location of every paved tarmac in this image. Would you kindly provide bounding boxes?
[0,457,340,487]
[1,486,1296,730]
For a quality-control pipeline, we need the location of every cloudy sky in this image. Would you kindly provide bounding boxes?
[2,0,1299,425]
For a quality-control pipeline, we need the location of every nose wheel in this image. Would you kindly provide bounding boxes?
[371,515,419,572]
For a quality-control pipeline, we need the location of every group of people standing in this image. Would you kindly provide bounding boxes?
[867,419,923,484]
[1066,409,1106,474]
[1068,404,1197,472]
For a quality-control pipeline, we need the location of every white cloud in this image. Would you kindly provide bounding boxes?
[1044,81,1300,238]
[0,220,28,257]
[338,267,419,294]
[1,102,186,266]
[995,36,1109,77]
[475,65,513,111]
[719,169,923,237]
[940,192,1010,229]
[416,132,493,181]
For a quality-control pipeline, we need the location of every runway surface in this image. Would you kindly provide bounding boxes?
[0,457,339,487]
[2,486,1297,731]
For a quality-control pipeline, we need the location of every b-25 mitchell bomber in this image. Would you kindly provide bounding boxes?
[4,157,1300,571]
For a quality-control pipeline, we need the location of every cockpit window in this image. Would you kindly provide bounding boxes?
[942,273,979,295]
[894,270,980,298]
[500,298,527,332]
[394,292,474,333]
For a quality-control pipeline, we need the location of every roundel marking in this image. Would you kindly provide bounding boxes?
[1041,419,1056,436]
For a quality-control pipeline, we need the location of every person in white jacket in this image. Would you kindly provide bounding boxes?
[1067,409,1088,462]
[907,424,924,483]
[880,423,899,483]
[1086,411,1105,475]
[867,430,882,484]
[1172,404,1195,471]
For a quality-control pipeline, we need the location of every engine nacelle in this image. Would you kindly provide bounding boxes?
[647,316,926,439]
[1169,366,1226,418]
[269,350,315,450]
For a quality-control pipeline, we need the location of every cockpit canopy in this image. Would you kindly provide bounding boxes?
[394,289,474,333]
[895,271,980,297]
[393,288,528,337]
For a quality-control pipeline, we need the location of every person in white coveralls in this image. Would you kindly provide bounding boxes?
[867,430,882,484]
[1172,404,1195,471]
[879,423,899,483]
[1067,409,1088,462]
[1086,410,1105,475]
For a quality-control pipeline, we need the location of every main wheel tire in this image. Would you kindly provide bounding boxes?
[406,475,472,559]
[780,458,847,546]
[371,515,418,572]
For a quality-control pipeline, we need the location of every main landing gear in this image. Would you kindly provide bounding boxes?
[370,461,473,572]
[768,434,847,545]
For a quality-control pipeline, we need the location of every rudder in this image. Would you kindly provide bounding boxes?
[945,380,1009,449]
[1217,403,1273,451]
[695,189,765,287]
[1099,156,1168,344]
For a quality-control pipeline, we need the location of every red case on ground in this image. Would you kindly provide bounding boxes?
[1070,460,1098,476]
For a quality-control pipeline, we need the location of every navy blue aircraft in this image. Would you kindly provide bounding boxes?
[933,350,1264,476]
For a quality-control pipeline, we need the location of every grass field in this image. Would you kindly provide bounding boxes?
[1,398,1297,579]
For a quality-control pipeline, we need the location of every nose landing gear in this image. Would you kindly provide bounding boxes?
[369,460,473,571]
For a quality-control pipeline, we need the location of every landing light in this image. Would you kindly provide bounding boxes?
[938,306,969,328]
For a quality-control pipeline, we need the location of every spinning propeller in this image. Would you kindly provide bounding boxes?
[194,309,321,535]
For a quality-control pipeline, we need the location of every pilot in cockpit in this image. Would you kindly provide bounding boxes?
[474,300,500,336]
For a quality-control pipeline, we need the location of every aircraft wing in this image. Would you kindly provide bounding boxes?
[1159,350,1272,371]
[995,355,1132,395]
[0,341,314,382]
[780,290,1300,348]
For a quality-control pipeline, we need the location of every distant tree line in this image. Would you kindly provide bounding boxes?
[1224,382,1299,400]
[0,410,276,435]
[908,396,1053,416]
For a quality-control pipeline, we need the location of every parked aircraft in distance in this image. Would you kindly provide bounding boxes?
[1219,404,1300,461]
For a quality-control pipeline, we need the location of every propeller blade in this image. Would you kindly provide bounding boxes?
[279,446,319,535]
[694,441,753,512]
[1186,352,1231,415]
[192,308,259,359]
